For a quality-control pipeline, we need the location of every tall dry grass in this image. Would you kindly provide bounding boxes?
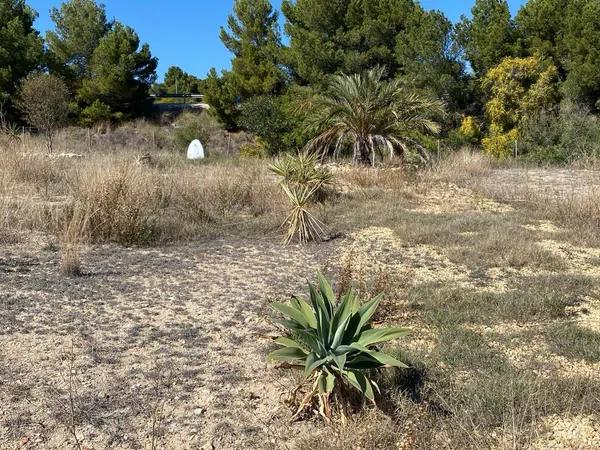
[0,135,286,246]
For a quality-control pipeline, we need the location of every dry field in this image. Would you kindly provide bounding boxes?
[1,139,600,449]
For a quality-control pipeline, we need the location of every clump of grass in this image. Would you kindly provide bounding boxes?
[59,210,88,276]
[409,275,594,326]
[429,148,492,185]
[70,161,167,245]
[545,323,600,363]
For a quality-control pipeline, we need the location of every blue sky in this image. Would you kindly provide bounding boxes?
[28,0,525,81]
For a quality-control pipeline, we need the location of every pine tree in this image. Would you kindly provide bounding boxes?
[77,23,158,117]
[205,0,284,128]
[46,0,111,82]
[0,0,43,119]
[456,0,517,78]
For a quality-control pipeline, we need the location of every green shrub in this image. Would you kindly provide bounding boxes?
[173,111,211,152]
[239,137,269,158]
[80,100,112,127]
[520,101,600,164]
[268,274,409,420]
[237,95,293,154]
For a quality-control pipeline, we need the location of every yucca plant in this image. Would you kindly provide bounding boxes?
[268,274,410,420]
[269,151,334,188]
[270,151,334,244]
[281,183,326,244]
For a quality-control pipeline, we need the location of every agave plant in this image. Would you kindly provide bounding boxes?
[268,274,410,420]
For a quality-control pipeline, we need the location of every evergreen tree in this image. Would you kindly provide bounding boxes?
[46,0,111,83]
[282,0,464,108]
[561,0,600,107]
[515,0,566,63]
[456,0,517,78]
[281,0,349,85]
[162,66,202,94]
[206,0,285,128]
[0,0,43,119]
[78,23,158,117]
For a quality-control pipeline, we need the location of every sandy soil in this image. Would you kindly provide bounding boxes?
[2,167,600,449]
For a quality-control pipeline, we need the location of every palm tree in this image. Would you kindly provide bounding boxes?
[305,67,445,165]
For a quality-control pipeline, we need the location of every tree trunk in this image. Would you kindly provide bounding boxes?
[353,139,371,165]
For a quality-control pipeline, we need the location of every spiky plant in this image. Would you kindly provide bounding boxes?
[268,274,410,420]
[281,183,326,244]
[269,151,334,188]
[305,66,445,165]
[270,151,334,244]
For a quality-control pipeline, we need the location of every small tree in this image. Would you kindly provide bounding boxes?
[19,73,70,154]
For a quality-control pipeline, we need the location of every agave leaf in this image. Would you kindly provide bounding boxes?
[349,343,408,368]
[272,302,312,329]
[268,346,308,362]
[331,314,352,350]
[331,290,357,333]
[356,294,384,333]
[291,297,317,329]
[309,283,328,320]
[345,354,386,370]
[355,327,411,347]
[274,337,305,349]
[318,369,336,394]
[332,353,347,372]
[317,272,336,308]
[305,353,328,377]
[273,318,305,331]
[343,370,375,401]
[295,329,322,353]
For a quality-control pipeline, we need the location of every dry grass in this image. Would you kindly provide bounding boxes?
[2,131,600,449]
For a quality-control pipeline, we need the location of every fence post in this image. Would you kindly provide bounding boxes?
[514,140,518,159]
[437,140,441,161]
[21,126,25,152]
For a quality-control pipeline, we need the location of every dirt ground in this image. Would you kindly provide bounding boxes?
[1,167,600,449]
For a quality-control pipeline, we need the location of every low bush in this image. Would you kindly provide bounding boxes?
[173,111,212,152]
[519,101,600,164]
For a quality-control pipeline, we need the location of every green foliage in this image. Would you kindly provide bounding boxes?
[268,274,409,419]
[482,55,559,158]
[306,67,445,165]
[282,0,466,108]
[270,151,334,188]
[153,66,203,96]
[519,101,600,164]
[173,111,211,152]
[79,99,112,127]
[206,0,284,128]
[456,0,517,78]
[270,151,333,243]
[560,0,600,107]
[237,95,293,154]
[46,0,111,82]
[0,0,43,120]
[239,137,269,158]
[78,22,158,116]
[18,73,70,154]
[516,0,600,108]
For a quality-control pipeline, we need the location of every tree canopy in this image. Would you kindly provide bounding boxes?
[0,0,43,119]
